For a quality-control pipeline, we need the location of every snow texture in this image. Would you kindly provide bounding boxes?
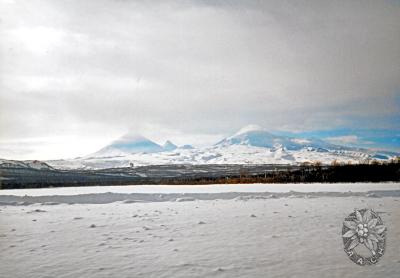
[1,183,400,278]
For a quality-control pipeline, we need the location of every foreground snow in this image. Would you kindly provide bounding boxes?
[1,183,400,278]
[2,182,399,197]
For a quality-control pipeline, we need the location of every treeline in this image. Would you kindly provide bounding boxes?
[168,162,400,185]
[1,159,399,189]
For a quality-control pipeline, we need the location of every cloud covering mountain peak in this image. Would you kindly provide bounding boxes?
[88,133,163,158]
[233,124,266,136]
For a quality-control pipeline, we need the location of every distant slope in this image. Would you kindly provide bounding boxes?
[162,140,178,151]
[0,159,54,170]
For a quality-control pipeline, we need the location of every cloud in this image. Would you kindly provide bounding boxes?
[0,0,399,159]
[325,135,360,145]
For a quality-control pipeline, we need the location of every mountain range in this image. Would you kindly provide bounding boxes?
[43,125,398,170]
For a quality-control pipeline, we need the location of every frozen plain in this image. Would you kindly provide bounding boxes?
[1,183,400,278]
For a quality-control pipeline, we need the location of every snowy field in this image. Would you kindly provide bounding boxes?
[1,183,400,278]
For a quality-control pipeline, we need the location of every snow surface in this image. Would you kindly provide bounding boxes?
[1,183,400,278]
[1,182,399,197]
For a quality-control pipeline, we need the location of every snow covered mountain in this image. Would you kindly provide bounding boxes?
[46,125,399,170]
[217,124,343,151]
[87,134,164,158]
[87,133,181,159]
[162,140,178,152]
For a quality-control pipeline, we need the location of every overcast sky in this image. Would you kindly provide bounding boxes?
[1,0,399,160]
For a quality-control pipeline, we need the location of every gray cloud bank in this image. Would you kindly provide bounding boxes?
[0,0,399,159]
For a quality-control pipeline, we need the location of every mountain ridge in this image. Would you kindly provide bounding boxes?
[42,125,399,170]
